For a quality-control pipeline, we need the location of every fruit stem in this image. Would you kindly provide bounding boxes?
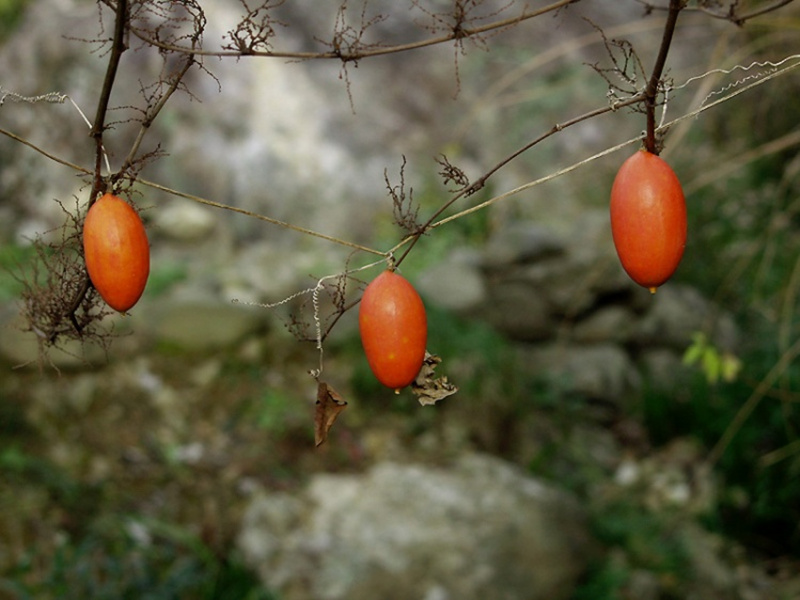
[644,0,684,154]
[649,286,658,295]
[89,0,129,203]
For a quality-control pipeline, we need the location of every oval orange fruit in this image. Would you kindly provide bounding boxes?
[83,192,150,312]
[359,269,427,391]
[610,149,687,293]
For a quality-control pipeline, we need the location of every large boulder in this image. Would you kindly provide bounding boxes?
[238,453,596,600]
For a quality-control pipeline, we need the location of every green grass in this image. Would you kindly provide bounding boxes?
[1,516,275,600]
[0,0,28,41]
[0,243,38,302]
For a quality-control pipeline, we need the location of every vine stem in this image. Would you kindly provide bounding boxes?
[644,0,684,154]
[707,337,800,468]
[91,0,128,197]
[394,0,686,265]
[3,53,799,263]
[57,0,131,334]
[128,0,579,60]
[387,53,800,252]
[118,54,195,177]
[641,0,797,25]
[392,90,644,267]
[135,179,386,257]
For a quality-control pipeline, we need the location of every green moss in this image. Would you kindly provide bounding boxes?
[0,0,29,41]
[0,243,38,301]
[2,517,275,600]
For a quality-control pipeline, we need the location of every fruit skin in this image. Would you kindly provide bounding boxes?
[359,269,427,391]
[610,149,687,293]
[83,193,150,312]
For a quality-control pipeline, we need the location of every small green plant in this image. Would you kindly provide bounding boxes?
[642,356,800,556]
[0,0,28,41]
[0,242,38,301]
[145,261,189,297]
[254,390,304,437]
[1,517,274,600]
[682,332,741,384]
[571,559,630,600]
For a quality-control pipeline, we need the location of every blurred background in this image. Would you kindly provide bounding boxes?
[1,0,799,598]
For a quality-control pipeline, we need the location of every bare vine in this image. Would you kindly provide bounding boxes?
[223,0,287,54]
[641,0,683,154]
[7,0,206,354]
[636,0,796,26]
[127,0,580,60]
[386,156,424,236]
[0,0,796,364]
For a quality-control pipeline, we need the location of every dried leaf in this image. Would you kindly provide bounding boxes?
[314,381,348,446]
[411,352,458,406]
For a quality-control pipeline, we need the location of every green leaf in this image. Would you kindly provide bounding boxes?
[720,353,742,383]
[702,347,721,384]
[682,332,708,366]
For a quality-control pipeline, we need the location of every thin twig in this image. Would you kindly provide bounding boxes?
[730,0,796,24]
[393,90,646,266]
[0,127,93,175]
[91,0,128,195]
[696,0,795,25]
[135,178,386,256]
[0,121,383,257]
[635,0,795,25]
[707,337,800,468]
[643,0,683,154]
[128,0,579,60]
[5,52,799,263]
[119,54,196,175]
[423,55,800,232]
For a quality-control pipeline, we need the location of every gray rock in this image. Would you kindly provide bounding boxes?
[480,279,554,341]
[624,569,661,600]
[478,212,641,330]
[0,305,118,368]
[482,222,565,268]
[571,305,637,344]
[528,211,640,317]
[639,348,694,395]
[632,284,738,351]
[521,342,641,404]
[417,249,487,314]
[238,453,596,600]
[141,299,267,351]
[153,199,217,243]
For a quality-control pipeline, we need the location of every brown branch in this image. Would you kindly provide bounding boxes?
[707,337,800,467]
[73,0,130,335]
[726,0,796,24]
[117,53,196,178]
[636,0,796,26]
[0,127,93,175]
[0,123,385,258]
[128,0,580,61]
[134,178,386,256]
[393,90,647,266]
[643,0,683,154]
[91,0,128,195]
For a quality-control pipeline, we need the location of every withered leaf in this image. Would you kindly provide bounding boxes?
[411,352,458,406]
[314,381,348,446]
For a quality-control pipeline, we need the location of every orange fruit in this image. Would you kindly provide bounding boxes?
[610,150,687,293]
[359,270,427,391]
[83,193,150,312]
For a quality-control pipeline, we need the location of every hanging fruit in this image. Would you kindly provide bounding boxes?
[83,192,150,312]
[359,269,427,391]
[610,149,687,293]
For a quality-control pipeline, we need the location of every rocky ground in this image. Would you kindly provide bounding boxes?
[2,0,800,598]
[2,212,800,598]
